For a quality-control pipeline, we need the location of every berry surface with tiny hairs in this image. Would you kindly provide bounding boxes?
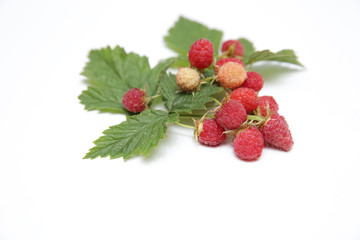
[215,99,247,130]
[217,62,247,89]
[122,88,147,113]
[233,126,264,161]
[230,87,259,113]
[256,96,279,117]
[188,39,214,69]
[242,72,264,92]
[196,118,226,146]
[214,58,244,75]
[221,40,244,57]
[176,67,200,92]
[260,113,293,151]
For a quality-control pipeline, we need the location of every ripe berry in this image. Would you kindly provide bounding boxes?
[176,67,201,92]
[188,39,214,69]
[256,96,279,117]
[217,62,247,89]
[196,118,226,146]
[242,72,264,92]
[122,88,147,113]
[221,40,244,57]
[214,57,244,75]
[230,87,259,113]
[215,99,247,130]
[233,126,264,161]
[260,113,293,151]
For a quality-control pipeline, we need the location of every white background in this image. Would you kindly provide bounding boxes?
[1,0,360,239]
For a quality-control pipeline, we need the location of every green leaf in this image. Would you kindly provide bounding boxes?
[164,16,223,67]
[159,73,222,113]
[163,56,190,68]
[79,86,126,113]
[81,46,129,90]
[84,110,179,160]
[238,38,255,64]
[244,49,303,67]
[203,68,215,78]
[144,58,175,101]
[79,46,172,113]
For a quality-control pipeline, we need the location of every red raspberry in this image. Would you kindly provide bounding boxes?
[256,96,279,117]
[196,118,226,146]
[122,88,147,113]
[230,87,259,113]
[260,113,294,151]
[221,40,244,57]
[242,72,264,92]
[215,99,247,130]
[233,126,264,161]
[188,39,214,69]
[214,57,244,75]
[217,62,247,89]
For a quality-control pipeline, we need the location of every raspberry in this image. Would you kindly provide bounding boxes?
[176,67,201,92]
[221,40,244,57]
[196,118,226,146]
[242,72,264,92]
[215,99,247,130]
[214,57,244,75]
[188,39,214,69]
[256,96,279,117]
[230,87,259,113]
[217,62,247,89]
[233,126,264,161]
[260,113,293,151]
[122,88,147,113]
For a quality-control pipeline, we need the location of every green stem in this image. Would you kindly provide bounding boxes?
[175,122,195,129]
[212,97,222,106]
[247,115,264,122]
[179,115,204,118]
[148,94,161,100]
[202,76,214,82]
[247,61,254,71]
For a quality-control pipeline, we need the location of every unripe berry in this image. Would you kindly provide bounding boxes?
[217,62,247,89]
[214,57,244,75]
[176,67,201,92]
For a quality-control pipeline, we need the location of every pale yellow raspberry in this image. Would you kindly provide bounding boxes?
[217,62,247,89]
[176,67,201,92]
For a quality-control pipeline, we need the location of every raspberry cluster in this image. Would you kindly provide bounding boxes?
[186,39,294,161]
[195,92,293,161]
[81,16,303,161]
[121,38,294,162]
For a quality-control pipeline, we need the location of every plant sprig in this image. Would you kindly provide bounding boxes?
[79,16,303,160]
